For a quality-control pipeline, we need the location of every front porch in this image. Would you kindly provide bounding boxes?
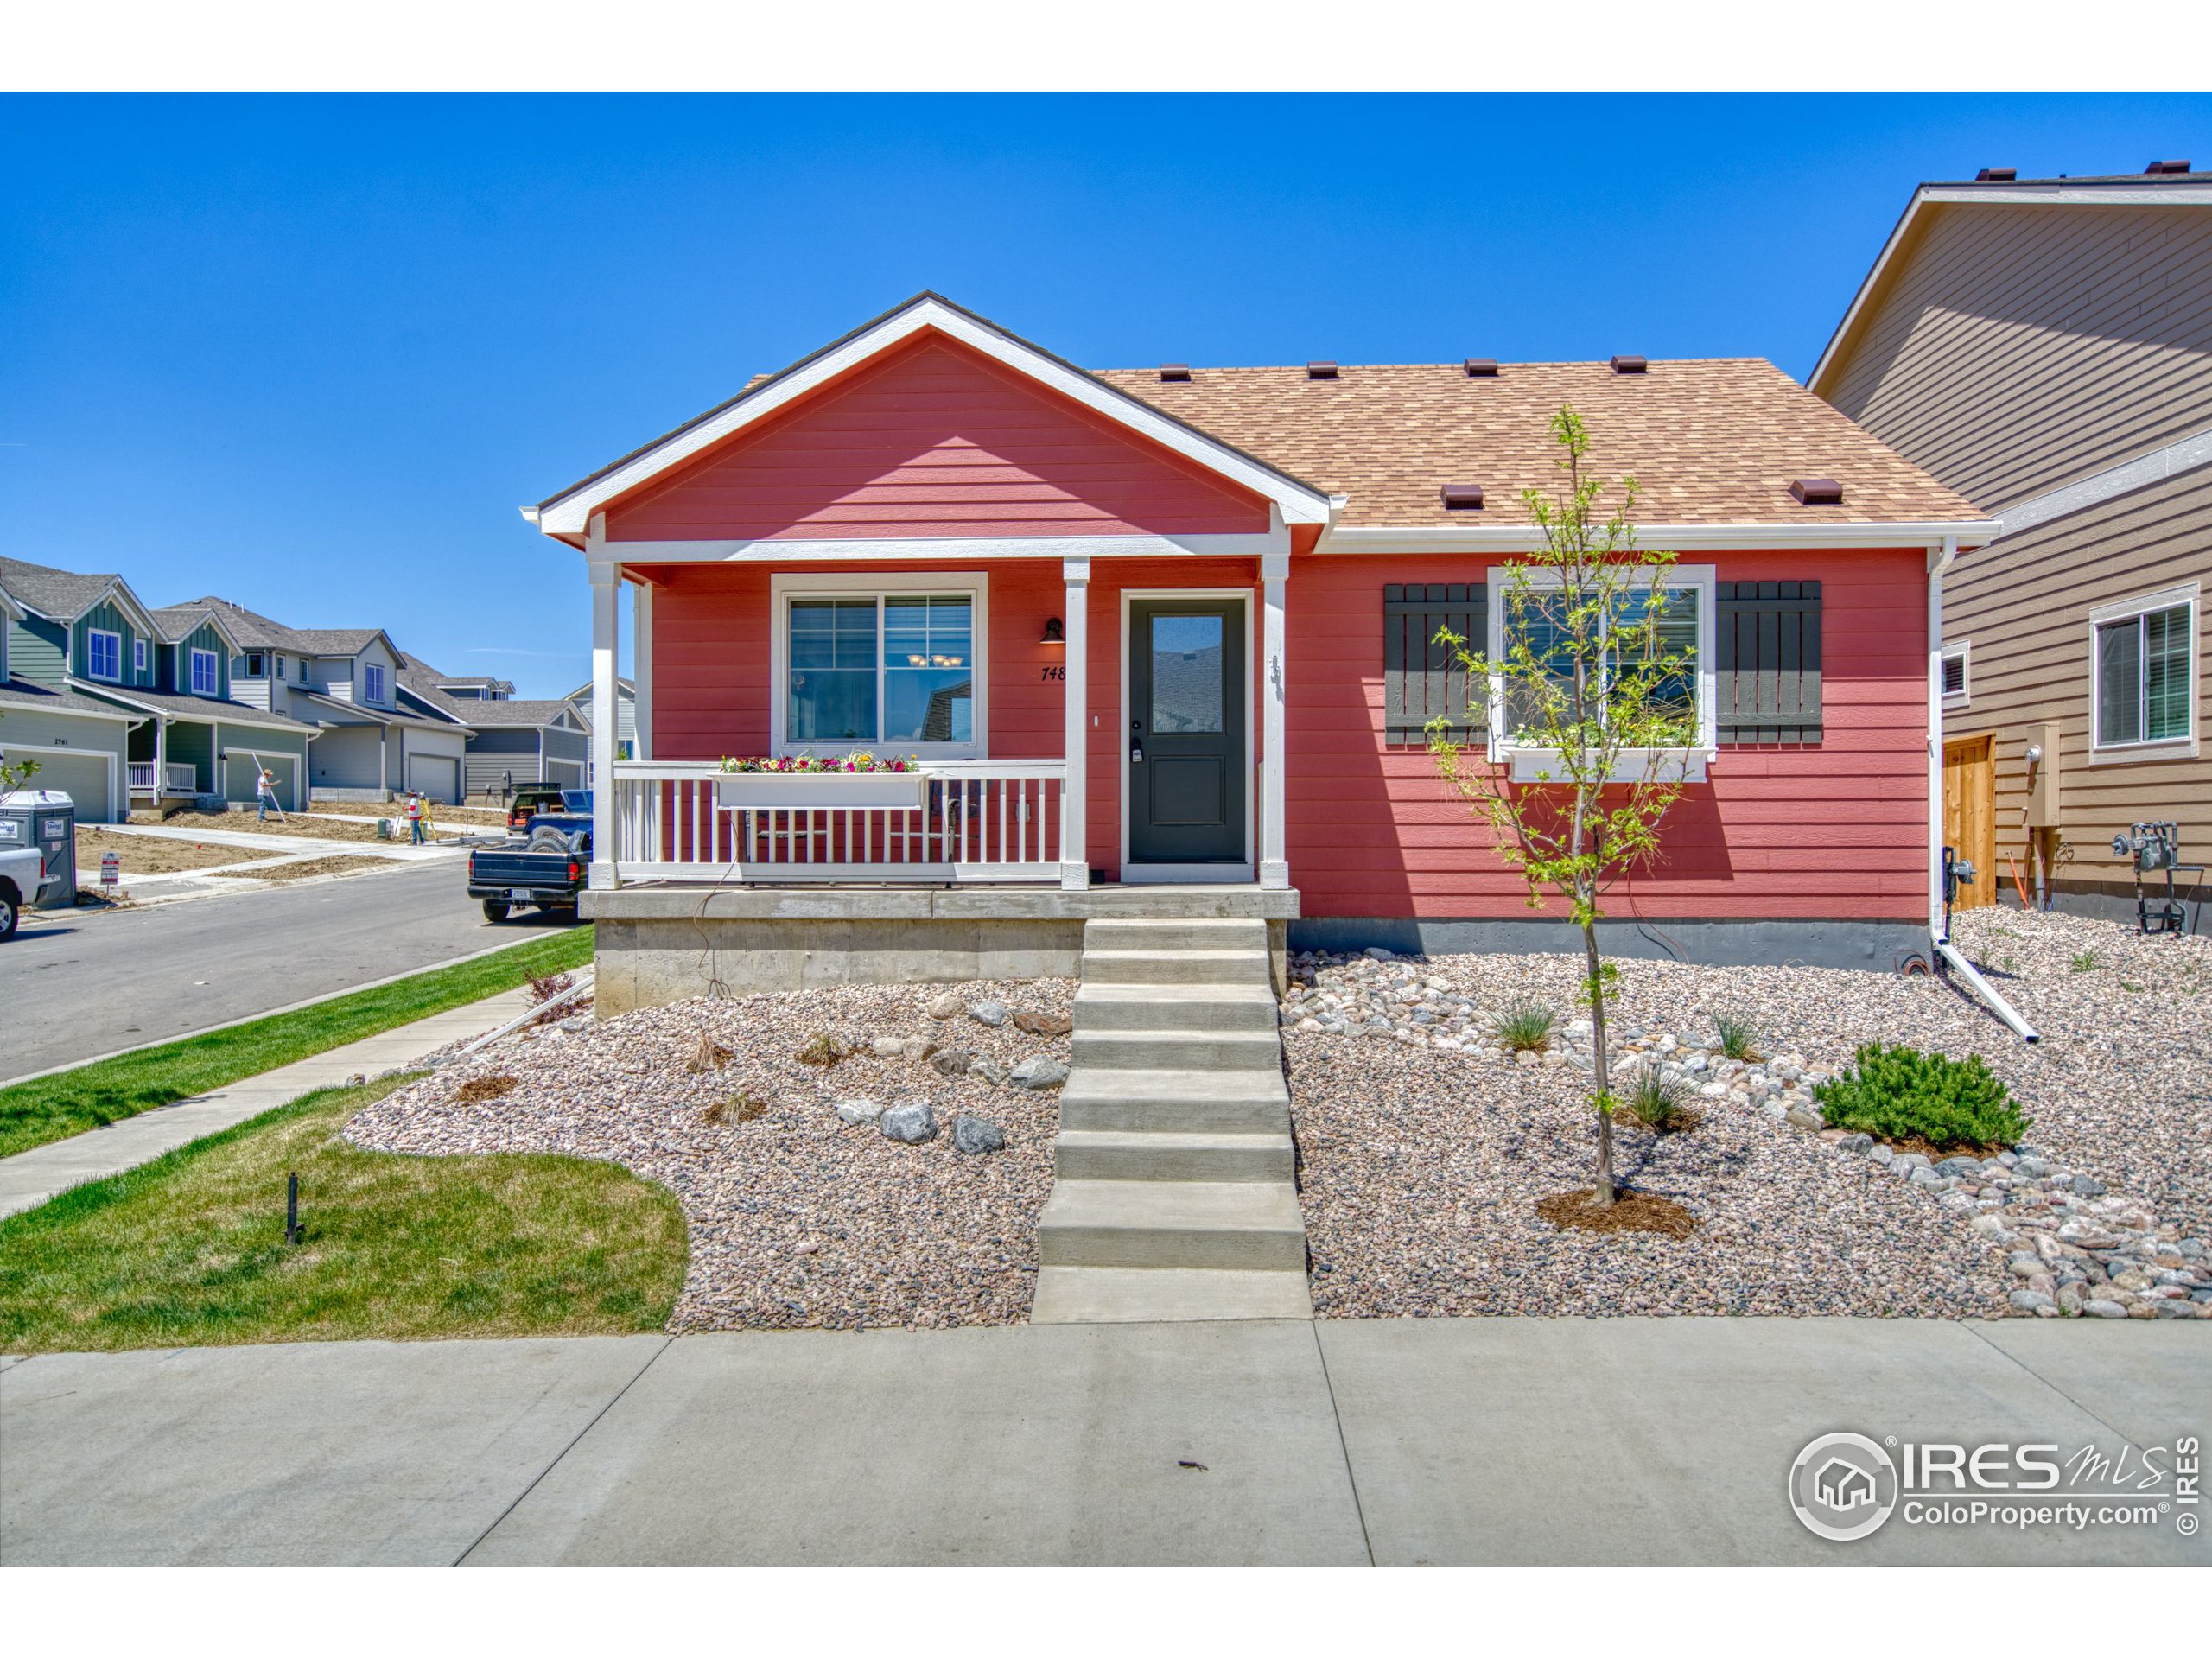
[581,879,1298,1012]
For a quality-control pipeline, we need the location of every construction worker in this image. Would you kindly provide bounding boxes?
[404,790,425,845]
[256,766,276,823]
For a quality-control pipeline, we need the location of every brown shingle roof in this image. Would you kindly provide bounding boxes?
[1090,357,1983,527]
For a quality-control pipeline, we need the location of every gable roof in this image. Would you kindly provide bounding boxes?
[561,677,632,706]
[1810,167,2212,398]
[394,652,571,731]
[70,680,319,734]
[149,603,245,653]
[448,697,581,730]
[0,556,161,634]
[524,292,1337,540]
[1095,357,1982,533]
[162,597,399,662]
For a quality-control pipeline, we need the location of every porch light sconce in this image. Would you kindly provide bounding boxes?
[1790,477,1845,505]
[1040,617,1065,645]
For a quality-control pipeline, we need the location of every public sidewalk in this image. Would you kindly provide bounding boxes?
[95,822,464,862]
[0,985,540,1219]
[3,1318,2205,1566]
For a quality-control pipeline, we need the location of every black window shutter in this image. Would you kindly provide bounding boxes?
[1383,583,1487,742]
[1716,581,1822,743]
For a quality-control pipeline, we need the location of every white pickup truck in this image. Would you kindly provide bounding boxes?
[0,840,41,940]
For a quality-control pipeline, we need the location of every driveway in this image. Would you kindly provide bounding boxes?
[1,861,577,1081]
[3,1319,2204,1565]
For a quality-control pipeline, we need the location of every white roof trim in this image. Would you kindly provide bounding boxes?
[158,603,245,654]
[1811,181,2212,396]
[1993,425,2212,537]
[0,585,22,622]
[591,522,1291,568]
[1315,519,1999,555]
[65,680,318,735]
[302,689,478,735]
[76,576,164,642]
[532,296,1334,537]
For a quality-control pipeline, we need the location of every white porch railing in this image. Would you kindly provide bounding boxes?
[607,759,1068,884]
[127,761,156,796]
[131,762,200,795]
[165,762,199,794]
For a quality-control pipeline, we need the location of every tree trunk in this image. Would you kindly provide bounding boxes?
[1581,917,1618,1207]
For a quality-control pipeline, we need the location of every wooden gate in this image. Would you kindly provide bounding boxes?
[1942,734,1996,910]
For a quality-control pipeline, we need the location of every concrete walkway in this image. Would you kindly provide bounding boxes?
[0,985,539,1219]
[3,1319,2203,1565]
[95,822,464,862]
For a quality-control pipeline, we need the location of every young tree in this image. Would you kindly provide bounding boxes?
[1428,407,1700,1209]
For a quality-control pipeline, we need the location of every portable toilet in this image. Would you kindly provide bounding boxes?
[0,788,79,906]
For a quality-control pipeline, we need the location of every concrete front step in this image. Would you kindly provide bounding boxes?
[1077,947,1274,988]
[1071,1027,1285,1074]
[1058,1068,1290,1134]
[1080,917,1271,956]
[1037,1179,1308,1272]
[1030,1265,1314,1324]
[1055,1128,1294,1183]
[1073,982,1281,1035]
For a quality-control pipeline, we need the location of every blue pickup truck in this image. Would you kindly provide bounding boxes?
[467,794,591,924]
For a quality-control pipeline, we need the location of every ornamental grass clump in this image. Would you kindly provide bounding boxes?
[1812,1042,2030,1152]
[1620,1065,1701,1134]
[1490,1001,1558,1054]
[1713,1011,1762,1061]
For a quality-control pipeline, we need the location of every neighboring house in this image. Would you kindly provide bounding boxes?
[561,676,637,778]
[524,293,1992,1012]
[1811,162,2210,919]
[392,655,588,798]
[163,598,474,804]
[0,575,142,821]
[0,556,314,813]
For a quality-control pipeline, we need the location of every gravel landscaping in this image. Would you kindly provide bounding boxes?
[1285,908,2212,1321]
[345,979,1075,1332]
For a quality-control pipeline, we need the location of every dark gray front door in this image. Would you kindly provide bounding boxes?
[1128,597,1245,866]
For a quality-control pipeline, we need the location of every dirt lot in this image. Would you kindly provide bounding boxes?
[73,825,251,878]
[206,853,394,884]
[149,807,385,845]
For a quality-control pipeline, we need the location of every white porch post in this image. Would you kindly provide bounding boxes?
[1060,554,1090,889]
[1260,547,1290,890]
[632,578,653,760]
[587,518,620,889]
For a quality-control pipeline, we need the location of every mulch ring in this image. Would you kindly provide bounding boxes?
[1536,1186,1698,1238]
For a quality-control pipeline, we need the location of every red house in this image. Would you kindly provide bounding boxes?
[526,296,1993,1011]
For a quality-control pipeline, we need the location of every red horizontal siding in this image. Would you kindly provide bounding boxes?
[609,334,1271,543]
[1283,549,1930,921]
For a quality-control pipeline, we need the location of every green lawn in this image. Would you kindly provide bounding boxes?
[0,1077,687,1352]
[0,925,594,1160]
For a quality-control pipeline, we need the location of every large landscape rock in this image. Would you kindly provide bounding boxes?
[880,1100,939,1143]
[1007,1056,1070,1090]
[952,1114,1006,1154]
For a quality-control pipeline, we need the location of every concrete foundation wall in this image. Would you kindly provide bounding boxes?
[1286,915,1933,972]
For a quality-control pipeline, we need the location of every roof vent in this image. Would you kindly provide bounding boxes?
[1159,363,1191,382]
[2145,158,2193,175]
[1974,167,2017,181]
[1462,358,1498,378]
[1610,354,1648,375]
[1440,484,1485,511]
[1306,360,1339,379]
[1790,478,1845,506]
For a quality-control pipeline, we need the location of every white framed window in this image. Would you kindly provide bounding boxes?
[190,648,219,696]
[1942,641,1970,707]
[363,662,387,703]
[132,639,148,677]
[86,628,122,682]
[1485,563,1715,780]
[2088,582,2198,765]
[245,652,266,677]
[768,571,987,756]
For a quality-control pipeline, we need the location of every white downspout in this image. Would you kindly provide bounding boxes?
[1927,536,2037,1042]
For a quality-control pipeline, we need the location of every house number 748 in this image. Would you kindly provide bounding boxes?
[1039,664,1065,681]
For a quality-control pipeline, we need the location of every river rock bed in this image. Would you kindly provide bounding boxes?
[345,978,1074,1332]
[1286,909,2212,1320]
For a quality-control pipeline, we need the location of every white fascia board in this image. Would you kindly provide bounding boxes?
[1315,519,1999,555]
[534,297,1333,537]
[0,586,23,622]
[588,526,1292,569]
[1811,184,2212,395]
[82,578,164,643]
[162,605,244,653]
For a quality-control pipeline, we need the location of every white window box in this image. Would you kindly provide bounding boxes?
[1503,747,1711,785]
[715,772,930,811]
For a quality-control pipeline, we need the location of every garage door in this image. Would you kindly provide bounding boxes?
[3,747,114,823]
[407,752,461,804]
[229,750,300,812]
[543,759,585,789]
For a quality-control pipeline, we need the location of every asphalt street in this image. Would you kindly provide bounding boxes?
[0,861,577,1081]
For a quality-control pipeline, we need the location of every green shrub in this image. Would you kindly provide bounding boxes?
[1489,1001,1556,1053]
[1618,1065,1700,1133]
[1812,1042,2030,1150]
[1713,1012,1762,1061]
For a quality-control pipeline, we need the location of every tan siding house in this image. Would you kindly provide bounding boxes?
[1813,167,2212,924]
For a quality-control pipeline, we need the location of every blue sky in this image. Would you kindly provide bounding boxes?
[3,92,2206,696]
